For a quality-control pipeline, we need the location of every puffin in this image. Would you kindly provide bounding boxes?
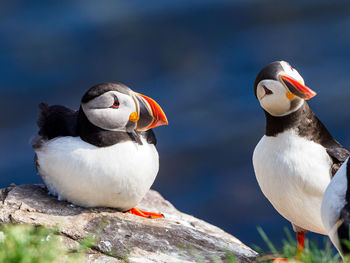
[252,61,349,253]
[322,157,350,257]
[32,82,168,219]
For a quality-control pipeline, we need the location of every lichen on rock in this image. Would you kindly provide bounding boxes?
[0,184,258,263]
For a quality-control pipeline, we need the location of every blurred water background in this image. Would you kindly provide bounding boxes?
[1,0,350,249]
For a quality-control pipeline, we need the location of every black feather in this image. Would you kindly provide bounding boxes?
[36,103,78,140]
[254,61,284,97]
[327,147,350,176]
[144,129,157,145]
[81,83,132,103]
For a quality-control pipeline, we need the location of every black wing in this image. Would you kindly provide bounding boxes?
[36,103,78,140]
[33,103,78,171]
[326,143,350,177]
[301,106,350,177]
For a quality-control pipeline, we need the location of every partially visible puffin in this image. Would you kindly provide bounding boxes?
[322,157,350,257]
[252,61,349,252]
[33,82,168,218]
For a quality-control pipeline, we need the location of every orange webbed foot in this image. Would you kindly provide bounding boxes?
[124,207,164,219]
[273,258,289,262]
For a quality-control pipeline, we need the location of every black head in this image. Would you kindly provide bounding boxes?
[254,61,284,97]
[81,82,132,103]
[254,61,316,117]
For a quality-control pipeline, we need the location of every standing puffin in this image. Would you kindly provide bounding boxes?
[33,82,168,218]
[322,157,350,257]
[252,61,349,252]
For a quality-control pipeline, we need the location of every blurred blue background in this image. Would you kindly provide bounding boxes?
[1,0,350,249]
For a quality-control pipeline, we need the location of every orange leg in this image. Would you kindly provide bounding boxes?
[296,231,305,258]
[272,231,305,262]
[124,207,164,219]
[296,231,305,250]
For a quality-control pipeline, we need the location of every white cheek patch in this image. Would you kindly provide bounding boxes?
[258,79,291,116]
[86,92,114,109]
[260,93,291,116]
[258,78,305,117]
[87,109,129,131]
[82,92,137,131]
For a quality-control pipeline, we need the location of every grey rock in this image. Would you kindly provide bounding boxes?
[0,184,258,263]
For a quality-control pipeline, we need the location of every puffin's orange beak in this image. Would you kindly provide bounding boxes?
[279,74,317,100]
[134,93,168,131]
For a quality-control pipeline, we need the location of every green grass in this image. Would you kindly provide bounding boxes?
[0,224,92,263]
[0,223,240,263]
[6,222,350,263]
[254,227,346,263]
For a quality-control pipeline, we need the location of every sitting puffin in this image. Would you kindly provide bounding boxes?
[33,82,168,218]
[322,157,350,257]
[252,61,349,253]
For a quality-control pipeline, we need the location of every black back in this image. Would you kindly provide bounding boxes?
[264,102,349,176]
[337,160,350,254]
[36,103,78,140]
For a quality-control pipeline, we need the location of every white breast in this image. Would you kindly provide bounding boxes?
[321,158,349,255]
[253,129,332,234]
[35,136,159,211]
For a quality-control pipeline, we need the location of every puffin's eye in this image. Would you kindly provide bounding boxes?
[263,85,273,95]
[111,96,120,108]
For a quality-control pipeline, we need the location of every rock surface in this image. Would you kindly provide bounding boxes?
[0,184,258,262]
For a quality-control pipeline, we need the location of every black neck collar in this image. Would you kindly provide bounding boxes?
[264,102,337,148]
[264,102,311,137]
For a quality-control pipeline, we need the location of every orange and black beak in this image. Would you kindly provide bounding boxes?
[279,74,317,100]
[132,92,168,131]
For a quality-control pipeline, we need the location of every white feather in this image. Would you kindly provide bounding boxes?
[253,129,332,234]
[35,136,159,211]
[321,158,349,255]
